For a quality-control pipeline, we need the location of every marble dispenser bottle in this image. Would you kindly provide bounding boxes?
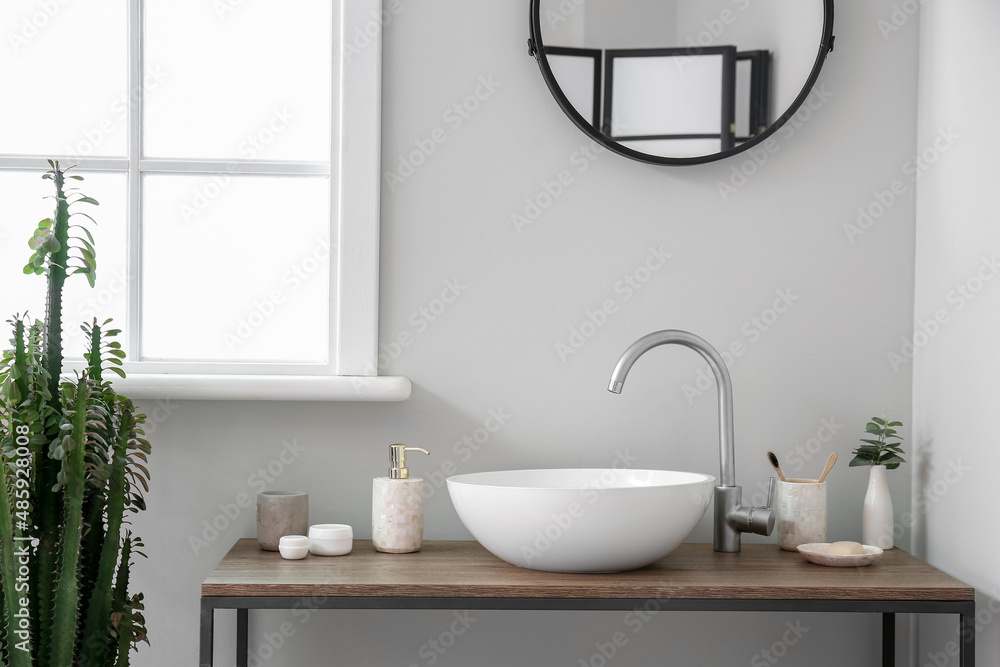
[372,444,430,553]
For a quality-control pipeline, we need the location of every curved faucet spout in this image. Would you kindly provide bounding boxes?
[608,330,735,487]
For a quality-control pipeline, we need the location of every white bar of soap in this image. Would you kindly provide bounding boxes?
[826,541,864,555]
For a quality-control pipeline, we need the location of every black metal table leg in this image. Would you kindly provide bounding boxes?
[199,599,215,667]
[237,608,249,667]
[961,602,976,667]
[882,612,895,667]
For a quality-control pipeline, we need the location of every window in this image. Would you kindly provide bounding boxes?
[0,0,408,400]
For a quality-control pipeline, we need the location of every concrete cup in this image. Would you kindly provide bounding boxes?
[256,491,308,551]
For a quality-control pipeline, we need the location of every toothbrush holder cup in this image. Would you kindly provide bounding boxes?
[775,479,827,551]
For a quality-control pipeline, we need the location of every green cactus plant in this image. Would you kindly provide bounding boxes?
[0,161,151,665]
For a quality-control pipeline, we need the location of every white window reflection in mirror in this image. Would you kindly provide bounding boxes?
[534,0,830,162]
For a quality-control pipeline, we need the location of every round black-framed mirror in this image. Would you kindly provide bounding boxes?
[528,0,835,166]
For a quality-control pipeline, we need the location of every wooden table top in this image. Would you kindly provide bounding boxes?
[202,539,974,601]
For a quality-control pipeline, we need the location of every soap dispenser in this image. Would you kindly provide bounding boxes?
[372,444,430,553]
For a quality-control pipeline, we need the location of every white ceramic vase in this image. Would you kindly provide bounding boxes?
[862,464,894,549]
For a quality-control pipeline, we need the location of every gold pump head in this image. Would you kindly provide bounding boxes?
[388,443,430,479]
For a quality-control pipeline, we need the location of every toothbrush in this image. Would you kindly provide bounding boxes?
[817,452,838,483]
[767,451,787,482]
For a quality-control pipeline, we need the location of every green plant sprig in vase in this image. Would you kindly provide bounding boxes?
[849,415,905,469]
[850,413,903,550]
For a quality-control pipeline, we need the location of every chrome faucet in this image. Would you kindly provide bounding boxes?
[608,329,775,552]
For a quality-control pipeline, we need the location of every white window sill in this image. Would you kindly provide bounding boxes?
[110,374,411,402]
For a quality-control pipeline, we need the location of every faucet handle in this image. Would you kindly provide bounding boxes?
[724,478,776,538]
[748,477,776,536]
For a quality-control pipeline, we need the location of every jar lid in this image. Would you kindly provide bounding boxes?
[309,523,353,540]
[279,535,309,547]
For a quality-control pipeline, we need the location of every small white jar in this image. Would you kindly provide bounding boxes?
[278,535,310,560]
[309,524,353,556]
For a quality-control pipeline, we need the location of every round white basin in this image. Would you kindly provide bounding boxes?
[446,468,715,573]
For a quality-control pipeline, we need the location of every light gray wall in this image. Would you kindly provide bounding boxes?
[132,1,922,665]
[913,0,1000,665]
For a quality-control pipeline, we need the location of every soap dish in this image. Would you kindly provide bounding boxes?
[796,543,884,567]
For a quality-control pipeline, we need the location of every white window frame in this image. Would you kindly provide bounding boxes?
[0,0,409,401]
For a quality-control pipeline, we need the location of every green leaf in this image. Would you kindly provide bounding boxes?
[75,195,100,206]
[858,439,883,447]
[888,421,903,427]
[42,235,61,253]
[865,423,883,433]
[849,455,874,467]
[871,416,887,426]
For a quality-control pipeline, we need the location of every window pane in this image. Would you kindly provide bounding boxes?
[0,2,127,157]
[141,174,331,362]
[0,170,128,358]
[143,0,332,162]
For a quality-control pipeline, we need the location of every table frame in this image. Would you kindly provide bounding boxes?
[199,594,976,666]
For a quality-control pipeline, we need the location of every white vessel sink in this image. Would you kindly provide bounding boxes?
[446,468,715,573]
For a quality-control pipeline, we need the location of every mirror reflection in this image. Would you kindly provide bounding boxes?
[537,0,826,161]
